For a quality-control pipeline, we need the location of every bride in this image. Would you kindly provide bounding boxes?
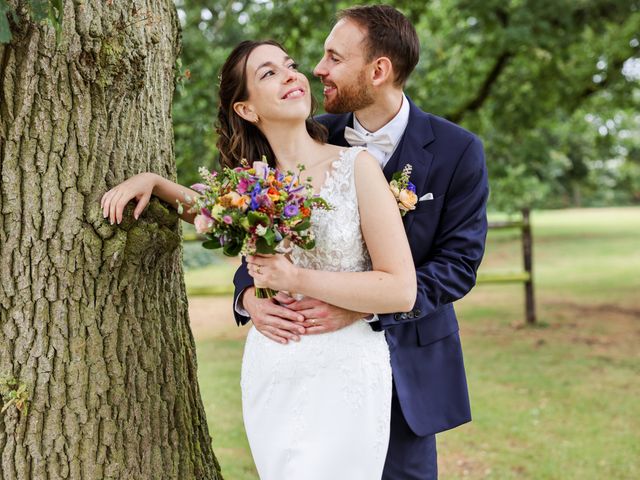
[101,40,416,479]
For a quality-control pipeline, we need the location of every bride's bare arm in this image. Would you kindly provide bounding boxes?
[247,151,416,314]
[100,172,199,224]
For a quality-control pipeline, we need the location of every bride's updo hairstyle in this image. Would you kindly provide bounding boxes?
[216,40,327,169]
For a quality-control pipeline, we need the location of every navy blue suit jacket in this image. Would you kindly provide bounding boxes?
[233,98,489,436]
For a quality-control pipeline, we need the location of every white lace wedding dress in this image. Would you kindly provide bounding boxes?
[240,147,392,480]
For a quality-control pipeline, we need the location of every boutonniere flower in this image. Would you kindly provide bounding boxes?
[390,164,417,216]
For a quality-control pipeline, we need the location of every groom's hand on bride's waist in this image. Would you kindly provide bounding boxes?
[242,288,307,345]
[285,297,362,335]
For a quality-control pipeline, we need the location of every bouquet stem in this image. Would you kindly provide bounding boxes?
[255,287,278,299]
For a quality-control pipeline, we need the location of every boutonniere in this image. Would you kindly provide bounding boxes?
[389,164,417,216]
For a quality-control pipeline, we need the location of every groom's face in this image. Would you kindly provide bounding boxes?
[314,19,375,114]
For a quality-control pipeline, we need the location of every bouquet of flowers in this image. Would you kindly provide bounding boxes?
[183,158,331,298]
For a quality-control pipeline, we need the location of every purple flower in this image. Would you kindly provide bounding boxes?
[284,204,299,218]
[249,188,262,210]
[223,215,233,224]
[201,207,213,220]
[288,185,305,194]
[407,182,416,193]
[190,183,210,194]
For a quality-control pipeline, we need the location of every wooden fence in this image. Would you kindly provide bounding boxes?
[477,208,536,324]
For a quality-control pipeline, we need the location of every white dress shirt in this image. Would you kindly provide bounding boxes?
[351,93,410,169]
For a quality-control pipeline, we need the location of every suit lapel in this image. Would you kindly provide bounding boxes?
[383,100,436,231]
[326,113,353,147]
[327,101,436,232]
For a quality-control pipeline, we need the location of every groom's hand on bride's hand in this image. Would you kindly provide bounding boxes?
[286,298,362,334]
[242,288,306,344]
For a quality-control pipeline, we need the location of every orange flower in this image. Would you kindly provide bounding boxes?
[398,189,418,212]
[220,192,250,211]
[300,206,311,217]
[267,187,280,201]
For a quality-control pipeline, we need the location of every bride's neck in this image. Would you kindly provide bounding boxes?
[260,121,320,171]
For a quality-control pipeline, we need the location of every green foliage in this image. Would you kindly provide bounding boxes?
[173,0,640,210]
[0,375,30,416]
[0,0,63,43]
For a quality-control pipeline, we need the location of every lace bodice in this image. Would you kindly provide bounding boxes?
[290,147,371,273]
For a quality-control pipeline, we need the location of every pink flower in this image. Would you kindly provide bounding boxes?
[194,214,213,234]
[190,183,209,194]
[223,215,233,224]
[237,178,251,194]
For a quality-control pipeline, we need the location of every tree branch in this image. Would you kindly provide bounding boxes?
[446,50,513,124]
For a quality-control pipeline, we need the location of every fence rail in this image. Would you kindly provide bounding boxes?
[477,208,536,324]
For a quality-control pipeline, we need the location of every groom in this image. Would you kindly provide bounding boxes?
[233,5,488,479]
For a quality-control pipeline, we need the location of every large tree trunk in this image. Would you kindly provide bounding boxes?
[0,1,221,478]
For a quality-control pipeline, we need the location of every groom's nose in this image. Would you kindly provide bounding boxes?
[313,59,326,78]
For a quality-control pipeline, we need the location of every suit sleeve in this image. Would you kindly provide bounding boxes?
[233,257,254,326]
[377,137,489,329]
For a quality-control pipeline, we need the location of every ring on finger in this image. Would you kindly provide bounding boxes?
[256,265,262,274]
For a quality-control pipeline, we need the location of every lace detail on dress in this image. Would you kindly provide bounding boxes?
[290,147,371,274]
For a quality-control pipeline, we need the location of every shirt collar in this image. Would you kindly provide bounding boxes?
[352,93,410,148]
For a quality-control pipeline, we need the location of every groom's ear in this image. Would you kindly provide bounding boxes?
[371,57,394,86]
[233,101,259,124]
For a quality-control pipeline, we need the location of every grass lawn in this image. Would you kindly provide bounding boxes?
[189,207,640,479]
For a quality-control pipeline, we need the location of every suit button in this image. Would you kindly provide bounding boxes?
[414,309,421,316]
[400,313,408,320]
[407,312,414,319]
[394,313,402,320]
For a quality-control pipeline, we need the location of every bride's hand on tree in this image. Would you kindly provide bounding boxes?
[101,173,158,224]
[246,254,299,292]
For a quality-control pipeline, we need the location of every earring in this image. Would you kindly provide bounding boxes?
[253,115,260,124]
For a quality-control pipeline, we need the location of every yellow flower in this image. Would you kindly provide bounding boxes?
[211,204,225,220]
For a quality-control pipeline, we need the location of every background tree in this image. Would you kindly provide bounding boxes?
[172,0,640,211]
[0,1,222,478]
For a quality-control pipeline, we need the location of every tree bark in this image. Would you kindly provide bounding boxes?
[0,1,221,478]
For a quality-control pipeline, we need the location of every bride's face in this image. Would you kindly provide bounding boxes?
[234,44,312,126]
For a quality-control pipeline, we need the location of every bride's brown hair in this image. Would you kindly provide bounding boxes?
[216,40,328,169]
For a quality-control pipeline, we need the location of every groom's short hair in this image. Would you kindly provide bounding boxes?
[337,5,419,87]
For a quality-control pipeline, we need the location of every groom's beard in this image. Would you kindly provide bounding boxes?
[324,70,375,114]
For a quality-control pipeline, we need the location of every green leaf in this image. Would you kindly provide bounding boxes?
[248,210,269,227]
[263,228,276,246]
[292,217,311,232]
[202,238,221,250]
[299,238,315,250]
[222,240,242,257]
[255,237,276,254]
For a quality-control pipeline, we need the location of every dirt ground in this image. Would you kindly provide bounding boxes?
[188,295,249,340]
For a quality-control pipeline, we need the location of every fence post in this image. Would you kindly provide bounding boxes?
[521,208,536,324]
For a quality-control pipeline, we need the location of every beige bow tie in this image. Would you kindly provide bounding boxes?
[344,127,395,153]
